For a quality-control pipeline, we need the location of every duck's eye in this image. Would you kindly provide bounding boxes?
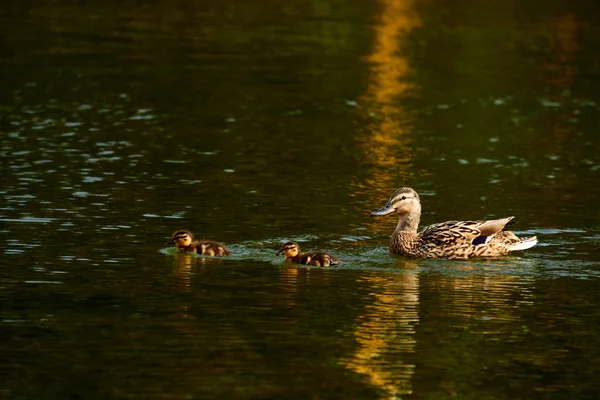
[401,196,406,200]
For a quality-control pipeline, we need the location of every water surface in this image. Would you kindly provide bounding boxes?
[2,0,600,399]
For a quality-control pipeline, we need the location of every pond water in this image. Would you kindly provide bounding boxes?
[2,0,600,399]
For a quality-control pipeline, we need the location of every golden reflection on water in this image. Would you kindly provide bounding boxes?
[354,0,421,218]
[546,11,579,90]
[346,0,421,396]
[541,10,581,164]
[342,260,419,400]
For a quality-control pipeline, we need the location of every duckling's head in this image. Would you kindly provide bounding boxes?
[371,187,420,216]
[166,230,193,247]
[276,241,300,257]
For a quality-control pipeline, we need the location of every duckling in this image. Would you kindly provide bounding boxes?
[276,241,341,267]
[371,187,538,259]
[166,230,231,256]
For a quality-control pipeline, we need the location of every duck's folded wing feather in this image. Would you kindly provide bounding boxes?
[419,220,485,244]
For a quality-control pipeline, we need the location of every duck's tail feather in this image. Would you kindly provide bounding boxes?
[508,236,538,252]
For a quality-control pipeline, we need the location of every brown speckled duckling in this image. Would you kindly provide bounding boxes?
[166,230,231,256]
[276,241,340,267]
[371,187,538,259]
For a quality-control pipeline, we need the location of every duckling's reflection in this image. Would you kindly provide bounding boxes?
[280,264,298,305]
[279,264,333,308]
[343,259,419,399]
[172,253,194,290]
[171,253,226,291]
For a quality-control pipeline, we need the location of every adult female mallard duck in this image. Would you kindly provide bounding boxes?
[370,187,538,259]
[276,242,341,267]
[166,230,231,256]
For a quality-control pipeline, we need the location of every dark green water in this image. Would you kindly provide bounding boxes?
[2,0,600,399]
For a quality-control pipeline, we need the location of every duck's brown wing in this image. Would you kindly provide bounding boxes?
[420,220,485,246]
[419,217,514,246]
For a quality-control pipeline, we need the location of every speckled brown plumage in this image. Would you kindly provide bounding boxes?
[166,230,231,256]
[371,187,538,259]
[276,242,340,267]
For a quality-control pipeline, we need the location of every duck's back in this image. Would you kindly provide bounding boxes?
[192,240,231,256]
[292,252,340,267]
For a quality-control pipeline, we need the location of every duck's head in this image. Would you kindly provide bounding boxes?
[371,187,420,217]
[166,230,193,247]
[276,241,300,257]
